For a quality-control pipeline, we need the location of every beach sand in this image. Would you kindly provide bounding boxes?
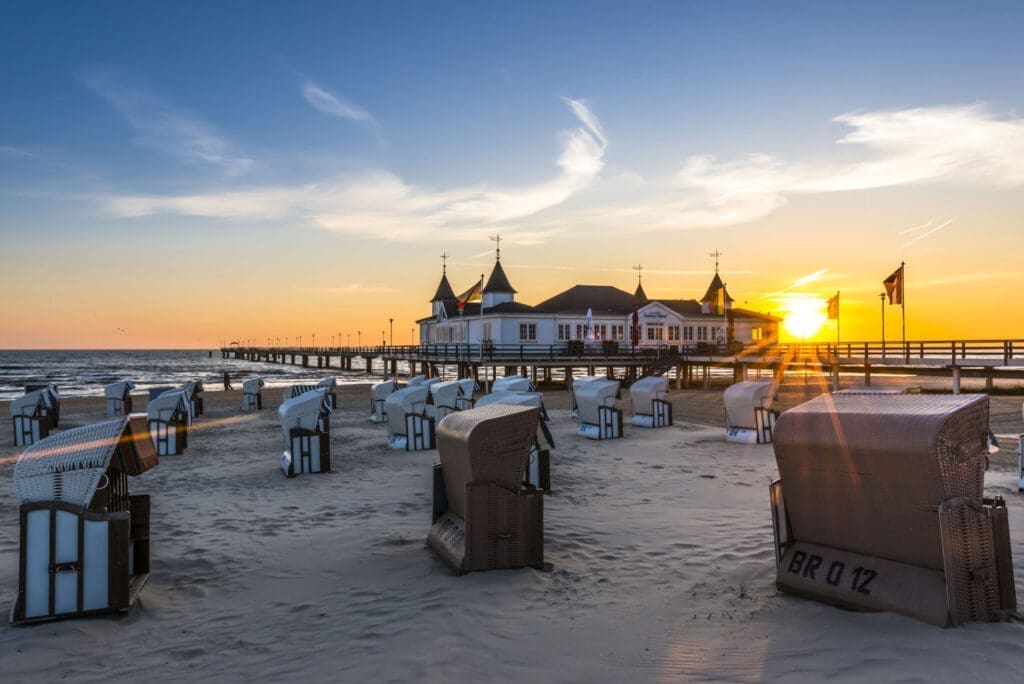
[1,382,1023,682]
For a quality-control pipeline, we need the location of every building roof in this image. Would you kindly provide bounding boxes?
[634,281,648,302]
[700,273,735,304]
[430,273,456,303]
[533,285,642,315]
[483,260,517,294]
[658,299,704,316]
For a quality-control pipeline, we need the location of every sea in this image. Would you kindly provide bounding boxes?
[0,350,404,401]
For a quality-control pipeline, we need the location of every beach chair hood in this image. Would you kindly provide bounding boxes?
[724,380,774,430]
[242,377,265,393]
[630,376,669,412]
[575,380,620,425]
[104,381,136,399]
[279,388,331,434]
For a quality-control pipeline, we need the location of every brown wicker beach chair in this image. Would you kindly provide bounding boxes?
[10,416,158,624]
[428,404,544,573]
[770,393,1017,626]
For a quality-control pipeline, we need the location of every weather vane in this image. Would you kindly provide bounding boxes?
[440,251,448,274]
[633,263,643,284]
[709,250,722,273]
[490,233,502,260]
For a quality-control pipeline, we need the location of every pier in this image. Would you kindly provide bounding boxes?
[221,338,1024,393]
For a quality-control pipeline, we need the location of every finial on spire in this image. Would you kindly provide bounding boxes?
[633,263,643,284]
[440,251,449,275]
[490,233,502,260]
[709,250,722,273]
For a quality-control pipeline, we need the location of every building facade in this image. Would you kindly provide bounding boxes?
[419,255,779,351]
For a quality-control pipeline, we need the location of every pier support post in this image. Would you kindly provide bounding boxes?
[985,375,993,392]
[952,366,961,394]
[864,361,871,387]
[702,365,710,389]
[831,363,840,392]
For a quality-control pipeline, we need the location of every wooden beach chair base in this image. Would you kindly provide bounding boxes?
[577,406,623,440]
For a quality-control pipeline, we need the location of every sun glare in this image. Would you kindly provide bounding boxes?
[782,297,827,340]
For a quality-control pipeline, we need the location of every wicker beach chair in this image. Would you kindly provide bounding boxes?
[770,393,1017,626]
[385,386,434,451]
[279,388,332,477]
[242,377,265,411]
[10,390,50,447]
[146,389,190,455]
[370,379,399,423]
[570,376,605,418]
[724,380,778,444]
[427,379,478,421]
[318,376,338,409]
[10,416,158,624]
[178,380,204,420]
[630,376,672,428]
[104,381,136,418]
[475,391,554,492]
[427,404,544,573]
[492,375,535,393]
[576,379,623,440]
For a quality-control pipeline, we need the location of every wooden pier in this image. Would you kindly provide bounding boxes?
[221,339,1024,393]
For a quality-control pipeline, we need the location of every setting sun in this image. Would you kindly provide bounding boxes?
[782,297,827,340]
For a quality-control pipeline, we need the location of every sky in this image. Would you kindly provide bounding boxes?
[2,1,1023,348]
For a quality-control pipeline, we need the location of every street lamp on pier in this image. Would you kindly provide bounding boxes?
[389,318,393,346]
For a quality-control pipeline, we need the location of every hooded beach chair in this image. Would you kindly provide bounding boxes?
[630,376,672,428]
[492,375,536,393]
[146,389,190,455]
[104,381,136,418]
[770,393,1017,626]
[576,379,623,440]
[279,388,332,477]
[242,377,265,411]
[10,390,50,447]
[10,416,158,624]
[318,376,338,409]
[179,381,204,420]
[25,385,61,430]
[370,379,399,423]
[724,380,778,444]
[570,375,606,418]
[427,379,478,421]
[427,404,544,573]
[475,390,555,492]
[385,385,434,451]
[407,374,429,387]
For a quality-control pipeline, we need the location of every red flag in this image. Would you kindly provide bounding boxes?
[456,278,483,311]
[827,292,839,320]
[883,265,903,305]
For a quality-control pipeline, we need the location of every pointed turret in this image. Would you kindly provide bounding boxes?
[482,234,516,308]
[700,273,734,314]
[431,252,457,318]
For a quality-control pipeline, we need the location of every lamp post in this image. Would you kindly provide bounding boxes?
[389,318,394,347]
[879,292,886,359]
[357,330,361,347]
[312,333,315,349]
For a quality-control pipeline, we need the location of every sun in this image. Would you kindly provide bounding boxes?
[782,297,827,340]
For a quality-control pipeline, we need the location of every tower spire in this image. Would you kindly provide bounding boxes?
[633,263,643,285]
[709,250,722,273]
[440,251,448,275]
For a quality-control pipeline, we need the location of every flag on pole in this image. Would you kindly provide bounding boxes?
[456,277,484,311]
[437,301,448,323]
[883,265,904,305]
[827,292,839,320]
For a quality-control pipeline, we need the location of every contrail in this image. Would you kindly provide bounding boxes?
[899,217,955,249]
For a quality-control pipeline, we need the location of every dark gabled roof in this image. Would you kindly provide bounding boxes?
[634,282,648,302]
[483,260,517,294]
[658,299,703,316]
[730,307,781,322]
[487,301,536,314]
[430,274,456,303]
[701,273,735,304]
[533,285,641,315]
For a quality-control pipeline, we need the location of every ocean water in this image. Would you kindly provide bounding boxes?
[0,350,398,400]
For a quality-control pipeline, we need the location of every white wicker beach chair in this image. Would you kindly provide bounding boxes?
[427,379,478,421]
[279,388,332,477]
[570,376,606,418]
[724,380,778,444]
[385,386,434,451]
[630,376,672,428]
[492,375,535,393]
[576,379,623,440]
[146,389,190,455]
[370,379,399,423]
[10,416,158,624]
[10,390,50,447]
[242,377,265,411]
[104,381,136,418]
[317,375,338,408]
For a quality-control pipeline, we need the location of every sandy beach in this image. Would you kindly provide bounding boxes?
[1,381,1023,682]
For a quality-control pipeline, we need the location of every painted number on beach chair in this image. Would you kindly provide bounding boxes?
[787,551,877,595]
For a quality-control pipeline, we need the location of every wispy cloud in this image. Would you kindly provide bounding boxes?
[101,98,606,244]
[301,80,375,124]
[914,272,1018,288]
[306,284,401,295]
[79,67,253,176]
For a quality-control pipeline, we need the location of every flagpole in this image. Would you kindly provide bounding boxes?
[901,261,906,360]
[479,273,485,364]
[836,290,840,352]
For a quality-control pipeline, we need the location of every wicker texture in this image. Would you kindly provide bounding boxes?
[724,381,774,430]
[14,417,129,508]
[10,390,46,417]
[939,498,1002,625]
[385,386,429,436]
[279,388,331,438]
[147,389,189,421]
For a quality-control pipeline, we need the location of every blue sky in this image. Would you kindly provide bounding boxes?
[3,1,1024,346]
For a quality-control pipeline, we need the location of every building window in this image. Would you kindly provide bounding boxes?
[519,323,536,341]
[612,324,624,340]
[683,326,694,341]
[752,327,762,341]
[483,322,492,340]
[558,323,571,341]
[594,324,607,341]
[697,327,707,342]
[576,324,585,339]
[668,325,680,341]
[646,324,664,341]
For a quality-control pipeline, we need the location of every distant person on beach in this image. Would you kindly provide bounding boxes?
[223,371,233,390]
